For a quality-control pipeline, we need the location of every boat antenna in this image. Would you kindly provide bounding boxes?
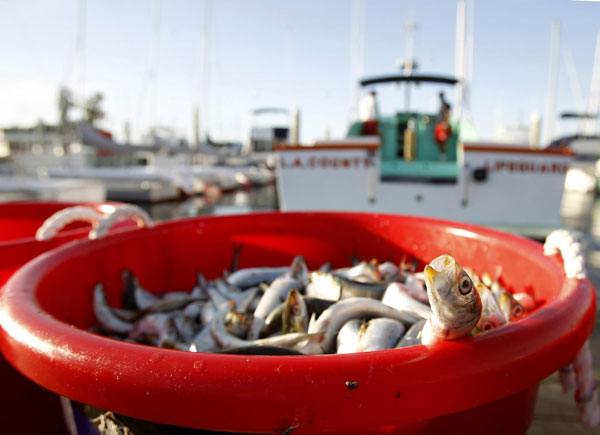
[396,21,417,111]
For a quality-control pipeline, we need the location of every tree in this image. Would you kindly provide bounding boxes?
[85,92,105,126]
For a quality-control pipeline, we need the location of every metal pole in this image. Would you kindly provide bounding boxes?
[193,106,200,148]
[290,107,300,144]
[529,112,541,149]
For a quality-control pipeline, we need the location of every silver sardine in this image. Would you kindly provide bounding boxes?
[357,318,405,352]
[304,297,421,354]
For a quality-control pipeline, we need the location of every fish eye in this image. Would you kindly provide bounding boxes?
[512,305,524,318]
[483,322,494,331]
[459,276,472,295]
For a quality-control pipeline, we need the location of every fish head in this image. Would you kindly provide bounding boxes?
[474,283,506,333]
[498,290,526,322]
[424,254,482,339]
[369,258,382,281]
[462,267,481,286]
[225,311,253,328]
[481,272,493,288]
[225,310,253,338]
[289,255,309,283]
[282,289,308,333]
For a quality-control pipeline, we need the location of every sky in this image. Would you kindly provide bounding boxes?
[0,0,599,146]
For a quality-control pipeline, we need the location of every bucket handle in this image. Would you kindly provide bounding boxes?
[544,229,599,428]
[88,204,153,240]
[543,229,586,279]
[35,206,104,241]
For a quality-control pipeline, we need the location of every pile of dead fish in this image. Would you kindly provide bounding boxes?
[92,255,537,355]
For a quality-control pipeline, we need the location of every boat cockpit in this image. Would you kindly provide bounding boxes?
[348,74,461,183]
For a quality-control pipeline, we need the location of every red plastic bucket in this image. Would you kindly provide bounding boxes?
[0,201,127,285]
[0,200,133,435]
[0,212,595,434]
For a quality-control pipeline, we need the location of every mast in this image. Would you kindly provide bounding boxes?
[75,0,86,113]
[454,0,475,121]
[148,0,161,135]
[349,0,365,121]
[542,22,561,146]
[464,0,474,120]
[562,44,586,133]
[587,31,600,135]
[200,0,212,140]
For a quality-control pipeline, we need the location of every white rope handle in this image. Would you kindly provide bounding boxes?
[543,229,587,279]
[88,204,153,240]
[35,206,103,241]
[544,229,599,428]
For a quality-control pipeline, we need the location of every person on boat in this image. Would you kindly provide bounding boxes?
[360,90,379,135]
[434,92,452,159]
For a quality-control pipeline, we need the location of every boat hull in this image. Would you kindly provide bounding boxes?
[276,141,573,232]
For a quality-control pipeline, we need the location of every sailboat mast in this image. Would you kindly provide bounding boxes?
[562,45,586,133]
[149,0,161,135]
[75,0,86,110]
[349,0,364,122]
[587,31,600,135]
[454,0,466,121]
[200,0,212,140]
[542,22,561,146]
[464,0,474,120]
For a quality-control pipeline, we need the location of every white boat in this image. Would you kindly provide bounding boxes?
[550,134,600,194]
[548,112,600,194]
[0,176,106,202]
[48,166,191,203]
[241,107,301,170]
[275,74,574,235]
